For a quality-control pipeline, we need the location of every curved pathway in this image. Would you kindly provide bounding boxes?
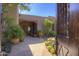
[8,36,52,56]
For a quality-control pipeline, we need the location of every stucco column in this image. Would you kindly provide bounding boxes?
[6,4,19,24]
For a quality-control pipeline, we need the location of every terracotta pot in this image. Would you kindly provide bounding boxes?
[11,38,20,44]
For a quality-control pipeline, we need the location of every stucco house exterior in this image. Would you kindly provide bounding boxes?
[2,4,56,36]
[19,14,56,35]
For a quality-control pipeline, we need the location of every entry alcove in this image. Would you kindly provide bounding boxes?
[20,21,37,36]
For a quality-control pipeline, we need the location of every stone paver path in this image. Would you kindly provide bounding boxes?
[8,36,52,56]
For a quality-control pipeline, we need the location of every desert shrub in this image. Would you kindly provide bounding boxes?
[47,45,53,51]
[44,37,56,55]
[44,40,52,46]
[49,48,56,54]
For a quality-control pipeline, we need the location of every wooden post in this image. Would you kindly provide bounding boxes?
[0,3,3,56]
[56,3,70,55]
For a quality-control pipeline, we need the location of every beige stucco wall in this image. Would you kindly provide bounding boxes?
[3,4,19,24]
[7,4,19,24]
[19,14,45,31]
[19,14,56,31]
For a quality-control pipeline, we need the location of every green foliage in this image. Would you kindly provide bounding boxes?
[44,38,56,55]
[18,3,30,11]
[44,41,52,46]
[2,3,30,15]
[2,5,6,13]
[49,48,55,54]
[4,25,25,41]
[44,18,53,27]
[4,16,16,26]
[47,45,53,51]
[43,18,53,30]
[3,17,25,41]
[43,18,55,37]
[48,31,56,36]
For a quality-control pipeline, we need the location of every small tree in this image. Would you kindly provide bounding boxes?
[43,18,54,37]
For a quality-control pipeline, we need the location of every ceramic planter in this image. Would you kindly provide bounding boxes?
[11,38,20,44]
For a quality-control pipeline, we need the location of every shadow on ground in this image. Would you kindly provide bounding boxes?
[8,36,50,56]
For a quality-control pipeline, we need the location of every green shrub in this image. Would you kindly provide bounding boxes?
[44,41,52,46]
[4,25,25,41]
[37,30,43,37]
[47,45,53,51]
[44,37,56,55]
[3,16,25,42]
[50,48,56,54]
[48,31,56,37]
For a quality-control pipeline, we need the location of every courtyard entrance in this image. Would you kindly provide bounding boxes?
[20,21,37,36]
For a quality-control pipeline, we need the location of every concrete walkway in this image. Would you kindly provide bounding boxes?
[8,36,52,56]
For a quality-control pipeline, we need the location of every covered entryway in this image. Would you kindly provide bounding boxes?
[20,21,37,36]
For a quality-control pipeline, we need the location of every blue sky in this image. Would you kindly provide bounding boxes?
[19,3,79,17]
[19,3,57,17]
[70,3,79,12]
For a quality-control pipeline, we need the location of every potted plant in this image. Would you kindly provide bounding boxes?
[4,25,25,44]
[3,16,25,44]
